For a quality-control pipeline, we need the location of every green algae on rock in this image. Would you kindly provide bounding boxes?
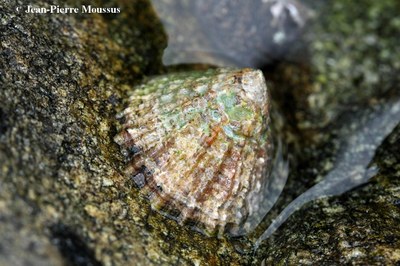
[115,68,274,236]
[296,0,400,131]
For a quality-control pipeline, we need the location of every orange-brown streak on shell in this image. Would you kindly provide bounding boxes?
[152,122,212,205]
[176,134,229,222]
[125,132,174,177]
[222,144,257,226]
[195,144,243,228]
[148,146,215,224]
[180,126,224,197]
[208,146,243,212]
[136,122,178,159]
[196,143,233,204]
[174,144,210,199]
[187,160,231,227]
[191,131,229,192]
[204,126,221,146]
[142,135,177,171]
[127,114,183,165]
[216,144,246,220]
[189,146,227,201]
[146,136,175,163]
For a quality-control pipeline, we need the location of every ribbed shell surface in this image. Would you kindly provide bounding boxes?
[115,68,272,235]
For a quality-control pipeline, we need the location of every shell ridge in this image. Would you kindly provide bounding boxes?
[177,143,212,201]
[187,137,228,207]
[216,144,246,224]
[194,141,235,227]
[194,138,232,202]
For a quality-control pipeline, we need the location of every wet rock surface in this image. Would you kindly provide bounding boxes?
[255,0,400,264]
[0,0,399,265]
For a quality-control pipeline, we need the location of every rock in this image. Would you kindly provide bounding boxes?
[1,0,399,265]
[255,0,400,264]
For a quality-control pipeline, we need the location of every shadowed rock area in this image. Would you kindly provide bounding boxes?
[255,0,400,264]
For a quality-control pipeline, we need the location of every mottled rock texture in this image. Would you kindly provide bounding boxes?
[1,0,399,265]
[257,0,400,264]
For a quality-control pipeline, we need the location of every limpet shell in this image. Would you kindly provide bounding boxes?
[115,68,273,235]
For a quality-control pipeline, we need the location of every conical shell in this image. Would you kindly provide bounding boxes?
[115,68,272,235]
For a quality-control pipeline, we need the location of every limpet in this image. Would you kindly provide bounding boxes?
[115,68,273,235]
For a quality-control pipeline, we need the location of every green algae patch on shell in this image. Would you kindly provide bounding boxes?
[114,68,272,236]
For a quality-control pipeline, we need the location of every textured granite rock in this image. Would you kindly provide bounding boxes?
[1,0,399,265]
